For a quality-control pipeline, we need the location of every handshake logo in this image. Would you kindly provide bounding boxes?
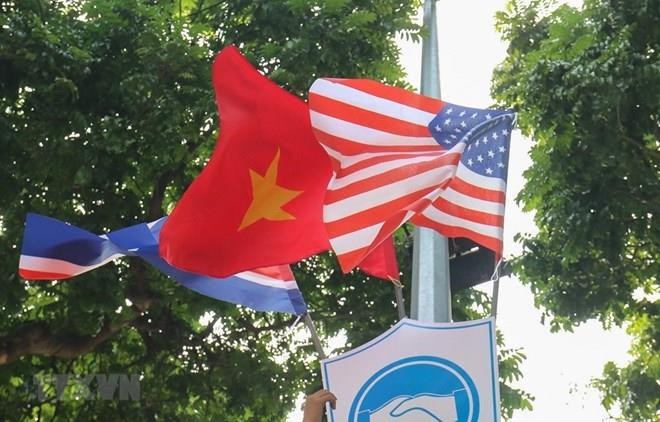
[362,392,461,421]
[349,356,480,422]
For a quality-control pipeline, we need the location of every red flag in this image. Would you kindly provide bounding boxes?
[358,235,400,281]
[159,46,332,278]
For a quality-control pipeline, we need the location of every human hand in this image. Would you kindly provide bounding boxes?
[302,389,337,422]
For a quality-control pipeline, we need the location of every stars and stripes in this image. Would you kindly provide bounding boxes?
[19,213,307,315]
[413,104,515,256]
[309,79,515,270]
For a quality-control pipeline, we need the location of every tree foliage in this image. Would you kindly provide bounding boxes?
[493,0,659,419]
[1,0,529,419]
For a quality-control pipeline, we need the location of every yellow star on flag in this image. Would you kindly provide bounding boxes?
[238,149,302,231]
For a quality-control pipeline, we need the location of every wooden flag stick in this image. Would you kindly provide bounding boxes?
[392,279,407,320]
[303,313,327,360]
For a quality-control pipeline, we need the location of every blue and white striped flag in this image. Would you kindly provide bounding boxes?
[19,213,307,315]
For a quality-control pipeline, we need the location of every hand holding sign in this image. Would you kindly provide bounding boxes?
[302,389,337,422]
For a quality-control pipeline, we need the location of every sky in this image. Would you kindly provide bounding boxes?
[289,1,632,421]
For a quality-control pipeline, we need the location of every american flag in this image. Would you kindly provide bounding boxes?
[412,104,515,256]
[308,79,514,272]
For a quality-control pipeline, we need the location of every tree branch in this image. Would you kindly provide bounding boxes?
[0,318,133,366]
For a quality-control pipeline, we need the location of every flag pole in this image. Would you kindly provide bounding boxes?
[303,312,327,360]
[392,280,407,320]
[490,258,503,319]
[411,0,452,324]
[491,277,500,319]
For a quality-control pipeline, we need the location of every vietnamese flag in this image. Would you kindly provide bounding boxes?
[159,46,332,278]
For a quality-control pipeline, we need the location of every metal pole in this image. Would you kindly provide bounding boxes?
[411,0,452,323]
[491,278,500,319]
[490,258,503,320]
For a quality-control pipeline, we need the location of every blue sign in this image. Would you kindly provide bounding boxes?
[322,318,500,421]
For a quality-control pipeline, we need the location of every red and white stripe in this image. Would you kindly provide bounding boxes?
[18,253,124,280]
[241,265,300,290]
[309,78,464,272]
[412,161,506,256]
